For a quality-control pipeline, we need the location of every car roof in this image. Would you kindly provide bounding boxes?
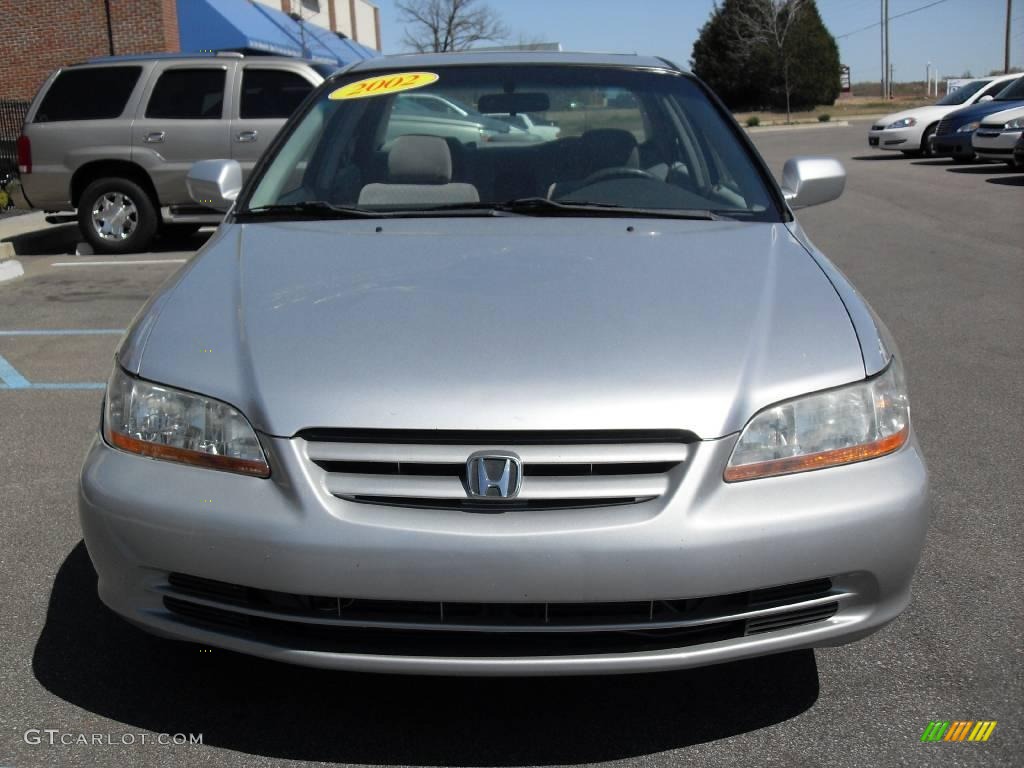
[346,51,681,73]
[76,52,320,66]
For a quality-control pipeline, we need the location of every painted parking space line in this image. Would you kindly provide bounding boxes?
[51,259,187,267]
[0,353,105,390]
[0,329,125,336]
[0,354,30,388]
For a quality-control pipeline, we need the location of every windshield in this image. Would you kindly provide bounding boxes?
[243,65,779,221]
[995,75,1024,100]
[936,79,987,105]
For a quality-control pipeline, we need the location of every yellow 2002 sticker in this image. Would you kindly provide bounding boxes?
[329,72,439,100]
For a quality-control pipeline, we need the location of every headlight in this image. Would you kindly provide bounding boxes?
[1004,118,1024,130]
[104,366,270,477]
[957,121,980,133]
[725,359,909,482]
[885,117,917,129]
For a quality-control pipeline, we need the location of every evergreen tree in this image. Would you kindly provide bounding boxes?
[691,0,840,115]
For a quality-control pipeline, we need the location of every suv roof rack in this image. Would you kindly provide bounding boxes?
[83,51,245,65]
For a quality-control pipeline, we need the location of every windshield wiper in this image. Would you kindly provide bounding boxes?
[491,197,720,220]
[237,202,386,220]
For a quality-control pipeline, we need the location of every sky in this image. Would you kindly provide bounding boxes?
[372,0,1023,84]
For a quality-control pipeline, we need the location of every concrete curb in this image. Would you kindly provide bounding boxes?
[0,211,52,243]
[0,257,25,283]
[745,120,850,135]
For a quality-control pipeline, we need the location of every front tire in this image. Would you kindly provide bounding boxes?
[78,178,158,254]
[920,124,937,157]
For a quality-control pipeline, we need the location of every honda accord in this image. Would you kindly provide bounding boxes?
[79,52,929,675]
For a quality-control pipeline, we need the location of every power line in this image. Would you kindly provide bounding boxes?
[837,0,953,39]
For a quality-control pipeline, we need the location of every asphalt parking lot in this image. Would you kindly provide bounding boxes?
[0,119,1021,768]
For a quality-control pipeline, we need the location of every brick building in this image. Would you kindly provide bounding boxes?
[2,0,380,104]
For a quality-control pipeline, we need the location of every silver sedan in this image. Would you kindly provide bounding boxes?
[79,52,928,676]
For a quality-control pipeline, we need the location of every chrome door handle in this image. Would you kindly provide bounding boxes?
[236,130,259,143]
[144,131,165,143]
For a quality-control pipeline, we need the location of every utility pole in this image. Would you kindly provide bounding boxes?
[1006,0,1014,74]
[880,0,886,99]
[880,0,888,99]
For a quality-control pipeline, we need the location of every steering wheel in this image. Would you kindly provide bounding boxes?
[577,166,657,188]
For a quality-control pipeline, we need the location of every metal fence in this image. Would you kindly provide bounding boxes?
[0,100,30,175]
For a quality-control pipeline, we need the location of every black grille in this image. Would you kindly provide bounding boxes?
[163,597,747,656]
[746,603,839,634]
[164,573,837,656]
[935,117,954,136]
[347,495,653,511]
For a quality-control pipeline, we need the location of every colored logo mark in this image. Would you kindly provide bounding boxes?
[920,721,997,742]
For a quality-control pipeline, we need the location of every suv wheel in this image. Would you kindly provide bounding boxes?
[78,178,158,254]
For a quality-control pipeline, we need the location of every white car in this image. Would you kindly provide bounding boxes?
[868,74,1018,157]
[496,112,561,141]
[972,104,1024,166]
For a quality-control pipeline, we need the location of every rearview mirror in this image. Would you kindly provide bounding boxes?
[979,95,994,103]
[780,156,846,209]
[186,159,242,212]
[477,92,550,115]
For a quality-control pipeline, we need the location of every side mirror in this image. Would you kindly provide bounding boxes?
[978,95,994,103]
[186,159,242,212]
[781,156,846,209]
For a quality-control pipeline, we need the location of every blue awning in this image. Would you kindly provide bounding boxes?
[177,0,377,66]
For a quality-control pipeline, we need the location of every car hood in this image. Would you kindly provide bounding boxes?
[978,104,1024,124]
[876,105,949,125]
[131,218,864,439]
[944,98,1024,126]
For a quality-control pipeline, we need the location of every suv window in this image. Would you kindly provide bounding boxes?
[146,69,226,119]
[35,66,142,123]
[240,69,315,119]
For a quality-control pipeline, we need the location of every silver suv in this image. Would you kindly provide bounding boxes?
[12,52,331,253]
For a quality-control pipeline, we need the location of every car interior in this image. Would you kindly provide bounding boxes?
[261,84,769,215]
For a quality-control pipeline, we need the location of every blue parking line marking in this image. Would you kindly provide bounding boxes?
[0,329,125,336]
[0,354,30,388]
[0,353,104,390]
[26,382,106,390]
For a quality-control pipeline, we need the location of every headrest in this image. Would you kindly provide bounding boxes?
[388,135,453,184]
[580,129,640,169]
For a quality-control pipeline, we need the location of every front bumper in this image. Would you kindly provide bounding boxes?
[972,128,1023,162]
[930,132,975,158]
[79,432,929,675]
[868,126,917,150]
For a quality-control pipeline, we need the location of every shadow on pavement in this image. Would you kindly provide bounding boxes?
[985,175,1024,186]
[2,225,212,256]
[945,164,1021,175]
[850,154,907,161]
[33,543,820,765]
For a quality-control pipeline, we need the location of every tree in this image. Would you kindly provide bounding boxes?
[396,0,508,53]
[691,0,840,119]
[691,0,773,111]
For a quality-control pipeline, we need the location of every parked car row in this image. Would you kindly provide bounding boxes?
[869,73,1024,166]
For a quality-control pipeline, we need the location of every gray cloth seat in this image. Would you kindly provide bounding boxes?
[358,135,479,206]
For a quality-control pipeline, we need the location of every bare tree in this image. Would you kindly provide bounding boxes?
[396,0,509,53]
[728,0,807,122]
